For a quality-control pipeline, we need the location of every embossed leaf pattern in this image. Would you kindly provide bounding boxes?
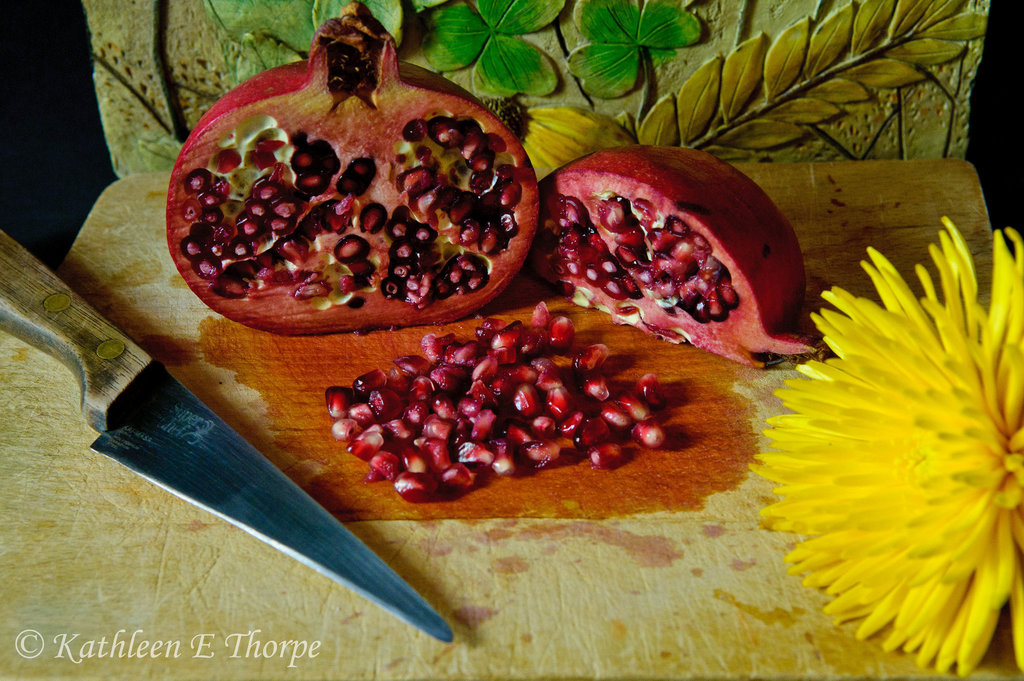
[720,34,767,122]
[764,18,808,100]
[637,94,679,146]
[672,0,986,155]
[422,0,564,96]
[569,0,700,99]
[677,56,722,144]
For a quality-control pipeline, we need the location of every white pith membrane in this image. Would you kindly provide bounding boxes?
[175,111,523,311]
[544,192,740,343]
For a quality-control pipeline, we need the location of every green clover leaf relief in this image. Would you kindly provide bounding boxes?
[423,0,566,97]
[569,0,701,99]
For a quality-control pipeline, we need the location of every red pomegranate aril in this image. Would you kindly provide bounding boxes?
[545,386,574,421]
[636,373,667,410]
[615,392,651,422]
[441,463,476,489]
[531,301,551,328]
[393,354,432,376]
[632,418,666,448]
[326,385,354,419]
[443,340,480,367]
[574,416,611,449]
[404,400,430,426]
[412,437,446,469]
[370,451,401,481]
[472,355,499,381]
[600,402,633,430]
[505,423,532,447]
[457,397,482,419]
[331,418,361,441]
[521,439,560,467]
[588,443,626,470]
[348,430,384,461]
[512,383,541,418]
[573,344,610,373]
[558,410,585,438]
[421,414,454,442]
[491,321,523,350]
[490,346,517,365]
[402,450,430,474]
[471,408,497,441]
[384,418,415,442]
[431,394,457,420]
[347,402,376,427]
[394,471,438,502]
[531,415,557,439]
[368,388,403,421]
[468,379,498,408]
[457,441,495,466]
[353,368,387,398]
[547,316,575,353]
[408,375,436,401]
[581,373,610,402]
[430,364,468,392]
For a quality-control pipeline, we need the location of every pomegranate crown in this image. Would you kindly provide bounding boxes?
[311,2,395,108]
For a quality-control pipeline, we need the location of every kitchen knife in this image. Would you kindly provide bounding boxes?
[0,229,452,642]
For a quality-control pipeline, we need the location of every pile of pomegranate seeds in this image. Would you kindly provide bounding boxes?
[324,303,669,502]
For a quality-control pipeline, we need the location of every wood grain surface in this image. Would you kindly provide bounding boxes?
[1,159,1018,680]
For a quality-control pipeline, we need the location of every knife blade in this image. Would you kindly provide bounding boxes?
[0,229,452,642]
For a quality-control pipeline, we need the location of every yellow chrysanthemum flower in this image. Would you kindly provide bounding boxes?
[754,218,1024,675]
[521,106,635,170]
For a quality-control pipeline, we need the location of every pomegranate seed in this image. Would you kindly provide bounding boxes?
[615,392,651,422]
[348,430,384,461]
[457,397,482,419]
[600,402,633,430]
[353,369,387,398]
[558,410,585,438]
[386,367,411,392]
[330,418,360,441]
[573,416,611,449]
[632,418,666,449]
[491,321,523,350]
[441,463,476,489]
[545,386,575,421]
[431,394,457,420]
[471,409,497,441]
[588,443,626,469]
[636,373,667,410]
[383,418,415,442]
[531,415,557,438]
[490,439,516,475]
[407,375,436,401]
[531,301,551,329]
[422,414,454,442]
[347,403,376,427]
[521,440,560,467]
[573,344,610,373]
[402,450,430,474]
[505,423,532,446]
[472,355,499,381]
[404,400,429,425]
[547,316,575,353]
[490,346,517,365]
[369,388,403,421]
[444,340,481,367]
[430,364,469,392]
[418,438,451,471]
[325,385,354,419]
[457,441,495,466]
[582,373,610,401]
[421,332,456,362]
[369,451,401,481]
[512,384,542,418]
[394,472,438,503]
[468,380,498,408]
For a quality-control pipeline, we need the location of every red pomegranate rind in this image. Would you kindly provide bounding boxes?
[531,145,811,367]
[166,3,538,334]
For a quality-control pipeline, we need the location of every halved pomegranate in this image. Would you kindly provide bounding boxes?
[166,3,538,333]
[530,146,812,366]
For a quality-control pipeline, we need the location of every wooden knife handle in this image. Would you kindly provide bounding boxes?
[0,230,153,431]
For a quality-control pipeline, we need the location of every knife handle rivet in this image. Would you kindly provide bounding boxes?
[96,339,125,360]
[43,292,71,312]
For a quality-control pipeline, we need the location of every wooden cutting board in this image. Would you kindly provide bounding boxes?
[1,159,1018,679]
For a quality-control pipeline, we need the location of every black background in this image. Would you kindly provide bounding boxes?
[2,3,1019,269]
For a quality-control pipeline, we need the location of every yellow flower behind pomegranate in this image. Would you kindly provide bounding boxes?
[754,218,1024,675]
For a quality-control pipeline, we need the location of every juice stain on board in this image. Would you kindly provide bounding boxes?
[196,299,760,521]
